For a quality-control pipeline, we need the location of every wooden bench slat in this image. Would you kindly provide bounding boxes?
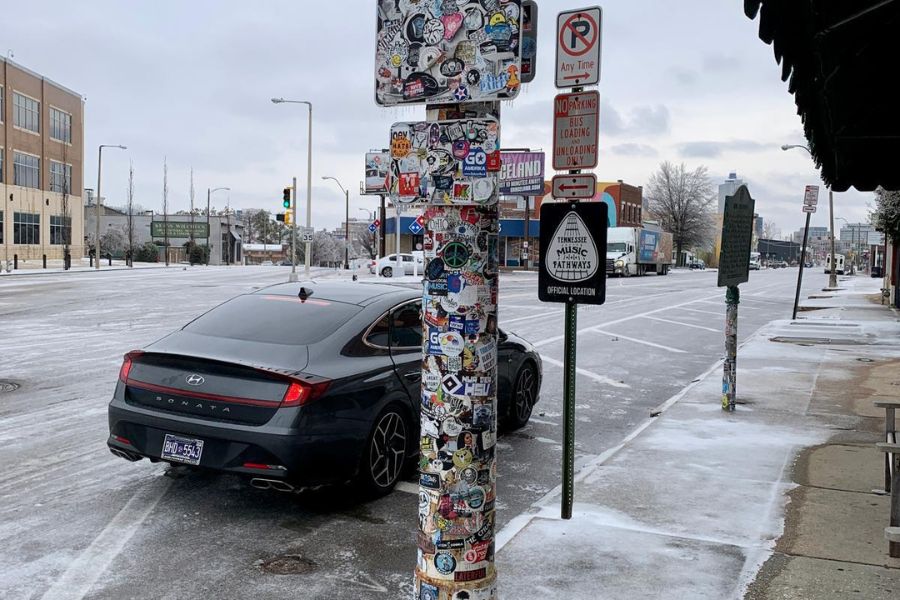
[874,400,900,409]
[876,442,900,452]
[886,527,900,543]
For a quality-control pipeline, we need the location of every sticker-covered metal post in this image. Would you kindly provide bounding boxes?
[716,185,755,412]
[375,2,524,598]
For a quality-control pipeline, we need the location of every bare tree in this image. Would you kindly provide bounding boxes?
[761,220,778,240]
[126,162,135,265]
[189,167,195,246]
[355,227,376,259]
[645,161,717,266]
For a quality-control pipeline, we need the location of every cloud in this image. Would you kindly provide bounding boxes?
[611,143,658,157]
[600,101,669,137]
[678,140,771,158]
[702,54,742,72]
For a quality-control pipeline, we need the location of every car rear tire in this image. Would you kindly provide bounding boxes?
[503,362,538,431]
[357,404,410,497]
[382,266,393,277]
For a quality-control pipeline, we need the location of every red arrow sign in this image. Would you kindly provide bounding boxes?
[562,73,591,81]
[559,184,589,191]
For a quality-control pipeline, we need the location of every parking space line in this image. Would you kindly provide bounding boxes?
[533,293,722,348]
[678,306,723,317]
[40,477,172,600]
[539,354,630,388]
[590,329,687,354]
[643,315,719,333]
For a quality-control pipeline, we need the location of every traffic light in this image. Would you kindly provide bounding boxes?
[283,187,291,209]
[276,213,285,222]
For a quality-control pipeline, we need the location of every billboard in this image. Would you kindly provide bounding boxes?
[499,151,544,195]
[374,1,523,106]
[364,151,390,195]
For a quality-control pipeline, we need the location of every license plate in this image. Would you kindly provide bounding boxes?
[161,434,204,465]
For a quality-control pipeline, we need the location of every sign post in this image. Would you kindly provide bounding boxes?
[717,185,755,411]
[376,2,524,597]
[793,185,818,320]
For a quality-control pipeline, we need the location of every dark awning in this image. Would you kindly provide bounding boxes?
[744,0,900,192]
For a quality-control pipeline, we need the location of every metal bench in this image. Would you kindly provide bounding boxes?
[876,441,900,558]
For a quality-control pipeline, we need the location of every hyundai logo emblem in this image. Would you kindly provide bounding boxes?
[186,374,205,386]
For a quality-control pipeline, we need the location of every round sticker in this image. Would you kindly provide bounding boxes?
[451,140,470,159]
[434,552,457,575]
[441,242,471,269]
[465,486,485,509]
[464,6,484,30]
[419,490,430,510]
[461,466,478,485]
[442,417,463,437]
[473,178,494,202]
[439,331,464,356]
[440,58,464,78]
[406,14,426,42]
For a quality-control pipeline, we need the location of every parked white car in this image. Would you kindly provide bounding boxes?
[371,253,424,277]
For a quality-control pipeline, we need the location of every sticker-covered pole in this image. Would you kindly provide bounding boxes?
[561,298,578,519]
[722,285,739,411]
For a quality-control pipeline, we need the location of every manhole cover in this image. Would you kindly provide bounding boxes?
[0,381,20,393]
[259,554,318,575]
[856,357,875,363]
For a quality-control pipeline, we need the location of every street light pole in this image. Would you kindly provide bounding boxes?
[781,143,837,288]
[206,187,230,265]
[322,176,350,270]
[95,144,127,270]
[271,98,313,279]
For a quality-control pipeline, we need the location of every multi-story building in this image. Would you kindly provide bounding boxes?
[1,57,84,264]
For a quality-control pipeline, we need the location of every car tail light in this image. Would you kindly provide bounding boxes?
[118,350,143,383]
[280,379,330,407]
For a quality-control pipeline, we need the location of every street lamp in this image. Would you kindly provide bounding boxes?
[781,143,837,288]
[272,97,312,280]
[95,144,127,270]
[206,187,230,265]
[322,176,350,270]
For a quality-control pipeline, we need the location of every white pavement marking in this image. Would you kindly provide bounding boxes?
[503,309,564,325]
[394,481,419,495]
[532,293,722,348]
[539,354,630,388]
[678,306,723,317]
[40,477,172,600]
[590,329,687,354]
[643,315,720,333]
[502,289,698,327]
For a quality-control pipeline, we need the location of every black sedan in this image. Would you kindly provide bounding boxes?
[108,281,541,496]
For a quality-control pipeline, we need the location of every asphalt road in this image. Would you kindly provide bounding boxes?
[0,265,829,599]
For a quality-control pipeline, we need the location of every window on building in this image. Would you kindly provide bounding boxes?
[0,211,3,244]
[50,107,72,143]
[14,212,40,245]
[50,161,72,193]
[13,152,40,188]
[50,215,71,245]
[13,92,40,133]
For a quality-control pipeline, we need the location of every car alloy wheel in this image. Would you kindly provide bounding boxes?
[382,266,393,277]
[368,409,407,489]
[504,363,537,431]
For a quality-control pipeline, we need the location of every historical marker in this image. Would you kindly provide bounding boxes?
[717,186,755,288]
[539,201,607,304]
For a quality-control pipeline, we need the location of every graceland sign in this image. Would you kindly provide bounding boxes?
[151,221,210,238]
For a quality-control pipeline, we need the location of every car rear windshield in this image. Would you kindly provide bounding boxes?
[183,294,362,345]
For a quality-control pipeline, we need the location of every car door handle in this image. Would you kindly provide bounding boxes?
[403,372,421,382]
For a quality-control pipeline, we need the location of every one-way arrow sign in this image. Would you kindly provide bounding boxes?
[552,174,597,199]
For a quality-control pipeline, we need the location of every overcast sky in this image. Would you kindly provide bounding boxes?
[1,0,872,239]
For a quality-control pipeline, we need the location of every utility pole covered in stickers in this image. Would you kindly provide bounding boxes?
[539,5,604,521]
[375,2,525,599]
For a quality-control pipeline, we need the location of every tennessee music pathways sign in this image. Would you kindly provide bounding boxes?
[539,201,607,304]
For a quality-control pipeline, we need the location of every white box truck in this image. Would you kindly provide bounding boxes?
[606,226,674,276]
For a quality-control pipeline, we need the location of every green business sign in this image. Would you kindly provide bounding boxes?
[151,221,210,238]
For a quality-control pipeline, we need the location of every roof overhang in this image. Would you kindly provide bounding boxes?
[745,0,900,191]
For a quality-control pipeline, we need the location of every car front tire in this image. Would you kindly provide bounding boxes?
[502,362,538,431]
[357,404,410,497]
[382,266,393,277]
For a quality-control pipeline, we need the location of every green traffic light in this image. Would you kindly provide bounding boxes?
[283,188,291,208]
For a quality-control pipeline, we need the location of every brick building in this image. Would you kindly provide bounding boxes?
[1,57,85,264]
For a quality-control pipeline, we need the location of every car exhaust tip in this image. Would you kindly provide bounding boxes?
[109,447,143,462]
[250,478,296,492]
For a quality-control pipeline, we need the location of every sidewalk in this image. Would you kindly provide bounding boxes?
[496,275,900,598]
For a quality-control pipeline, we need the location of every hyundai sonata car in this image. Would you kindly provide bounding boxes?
[107,281,541,496]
